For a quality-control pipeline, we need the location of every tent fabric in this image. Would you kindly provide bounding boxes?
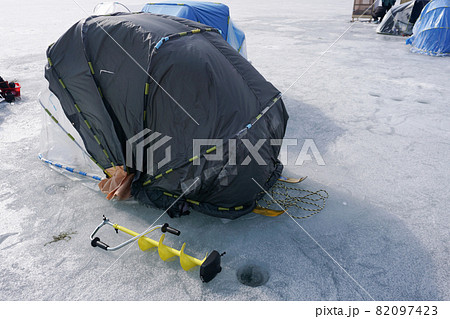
[44,12,288,219]
[377,0,430,35]
[141,2,247,58]
[406,0,450,56]
[377,1,415,35]
[142,2,229,38]
[39,89,104,177]
[93,2,131,15]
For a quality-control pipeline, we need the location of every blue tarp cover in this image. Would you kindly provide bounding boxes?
[142,1,246,56]
[406,0,450,56]
[143,2,229,38]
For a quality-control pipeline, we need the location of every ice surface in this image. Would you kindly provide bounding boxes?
[0,0,449,301]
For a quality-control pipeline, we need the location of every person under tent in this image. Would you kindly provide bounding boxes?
[372,0,397,23]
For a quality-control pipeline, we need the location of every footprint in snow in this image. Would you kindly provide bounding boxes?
[45,183,70,195]
[0,232,18,246]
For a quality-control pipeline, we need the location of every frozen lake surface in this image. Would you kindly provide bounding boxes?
[0,0,449,300]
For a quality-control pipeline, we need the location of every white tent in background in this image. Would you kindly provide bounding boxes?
[93,2,131,15]
[376,0,429,36]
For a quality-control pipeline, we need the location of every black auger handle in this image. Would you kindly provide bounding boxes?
[161,223,181,236]
[91,237,109,250]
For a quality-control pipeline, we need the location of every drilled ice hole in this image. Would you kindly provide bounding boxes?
[236,263,270,287]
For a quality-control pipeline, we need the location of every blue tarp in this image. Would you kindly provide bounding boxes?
[142,1,247,57]
[406,0,450,56]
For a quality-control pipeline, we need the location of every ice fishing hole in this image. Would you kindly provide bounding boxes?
[45,183,70,195]
[236,264,269,287]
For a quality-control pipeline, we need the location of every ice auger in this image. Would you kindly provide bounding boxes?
[90,216,223,282]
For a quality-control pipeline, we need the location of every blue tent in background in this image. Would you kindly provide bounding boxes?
[142,1,247,58]
[406,0,450,56]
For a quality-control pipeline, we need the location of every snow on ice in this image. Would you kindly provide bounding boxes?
[0,0,449,301]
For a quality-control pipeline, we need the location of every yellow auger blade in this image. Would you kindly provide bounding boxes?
[158,234,179,261]
[252,206,285,217]
[278,176,307,183]
[179,243,206,271]
[114,223,206,268]
[138,236,158,251]
[93,218,224,282]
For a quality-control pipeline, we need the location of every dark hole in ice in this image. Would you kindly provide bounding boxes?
[236,264,269,287]
[45,183,69,195]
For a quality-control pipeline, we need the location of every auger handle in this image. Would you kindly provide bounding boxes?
[161,223,181,236]
[91,237,109,250]
[89,217,115,251]
[89,215,163,251]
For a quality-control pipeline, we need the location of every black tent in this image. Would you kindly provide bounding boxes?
[44,12,288,219]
